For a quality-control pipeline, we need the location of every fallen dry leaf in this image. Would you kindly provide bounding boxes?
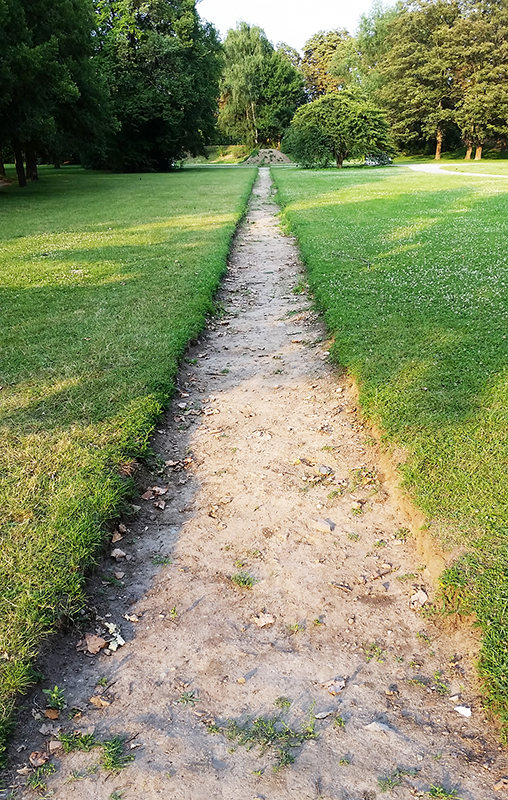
[29,751,49,767]
[111,548,126,560]
[141,489,154,500]
[153,499,166,510]
[43,709,60,720]
[114,571,125,580]
[76,634,108,655]
[118,522,128,534]
[250,612,275,628]
[152,486,168,496]
[111,530,123,543]
[89,695,111,709]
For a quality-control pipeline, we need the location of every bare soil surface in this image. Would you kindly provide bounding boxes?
[4,168,507,800]
[244,149,292,165]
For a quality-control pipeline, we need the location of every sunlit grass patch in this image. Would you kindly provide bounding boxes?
[272,164,508,729]
[0,165,256,762]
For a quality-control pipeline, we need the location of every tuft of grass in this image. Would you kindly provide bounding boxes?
[272,164,508,729]
[378,767,419,792]
[58,730,99,753]
[101,736,135,772]
[427,786,459,799]
[231,571,257,589]
[274,696,291,709]
[0,165,256,760]
[26,762,56,791]
[222,706,318,770]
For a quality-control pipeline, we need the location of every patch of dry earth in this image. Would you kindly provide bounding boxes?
[4,168,507,800]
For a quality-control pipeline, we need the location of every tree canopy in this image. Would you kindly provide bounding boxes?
[218,22,304,147]
[92,0,222,170]
[284,91,393,167]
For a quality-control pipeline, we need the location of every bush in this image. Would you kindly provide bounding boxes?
[282,125,332,168]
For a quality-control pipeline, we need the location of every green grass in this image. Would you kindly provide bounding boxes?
[271,164,508,729]
[440,162,508,175]
[222,708,318,771]
[0,164,256,763]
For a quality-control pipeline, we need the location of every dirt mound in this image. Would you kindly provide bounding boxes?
[243,148,292,165]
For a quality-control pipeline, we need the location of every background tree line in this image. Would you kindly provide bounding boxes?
[0,0,221,183]
[2,0,508,185]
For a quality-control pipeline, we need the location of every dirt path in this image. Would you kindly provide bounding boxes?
[6,168,507,800]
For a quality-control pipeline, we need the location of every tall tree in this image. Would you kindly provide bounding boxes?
[218,23,304,147]
[0,0,108,184]
[376,0,462,158]
[301,29,350,100]
[447,0,508,158]
[94,0,222,170]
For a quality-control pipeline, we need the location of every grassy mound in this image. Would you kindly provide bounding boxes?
[0,164,256,762]
[272,164,508,729]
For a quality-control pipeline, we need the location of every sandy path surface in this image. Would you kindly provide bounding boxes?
[6,168,507,800]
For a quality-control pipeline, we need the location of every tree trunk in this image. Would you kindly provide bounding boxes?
[250,101,258,145]
[475,144,483,160]
[335,153,344,168]
[0,151,5,178]
[54,161,61,169]
[25,145,39,180]
[464,142,472,160]
[434,127,443,160]
[13,141,27,187]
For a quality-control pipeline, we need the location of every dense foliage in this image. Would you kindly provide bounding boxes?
[283,91,393,167]
[93,0,222,170]
[0,0,222,181]
[352,0,508,157]
[218,22,305,147]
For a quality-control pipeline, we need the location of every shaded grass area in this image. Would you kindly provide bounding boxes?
[272,164,508,728]
[0,165,256,762]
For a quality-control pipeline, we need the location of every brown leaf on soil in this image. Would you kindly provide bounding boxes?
[76,634,108,655]
[250,612,275,628]
[141,490,154,500]
[153,499,166,510]
[29,751,49,767]
[43,709,60,720]
[114,571,125,580]
[89,695,110,709]
[152,486,168,496]
[111,530,123,543]
[118,523,128,534]
[111,548,127,560]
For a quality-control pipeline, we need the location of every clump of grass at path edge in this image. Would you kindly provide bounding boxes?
[271,164,508,731]
[0,164,256,763]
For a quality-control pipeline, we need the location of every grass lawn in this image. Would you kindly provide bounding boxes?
[272,164,508,728]
[440,162,508,175]
[0,164,256,762]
